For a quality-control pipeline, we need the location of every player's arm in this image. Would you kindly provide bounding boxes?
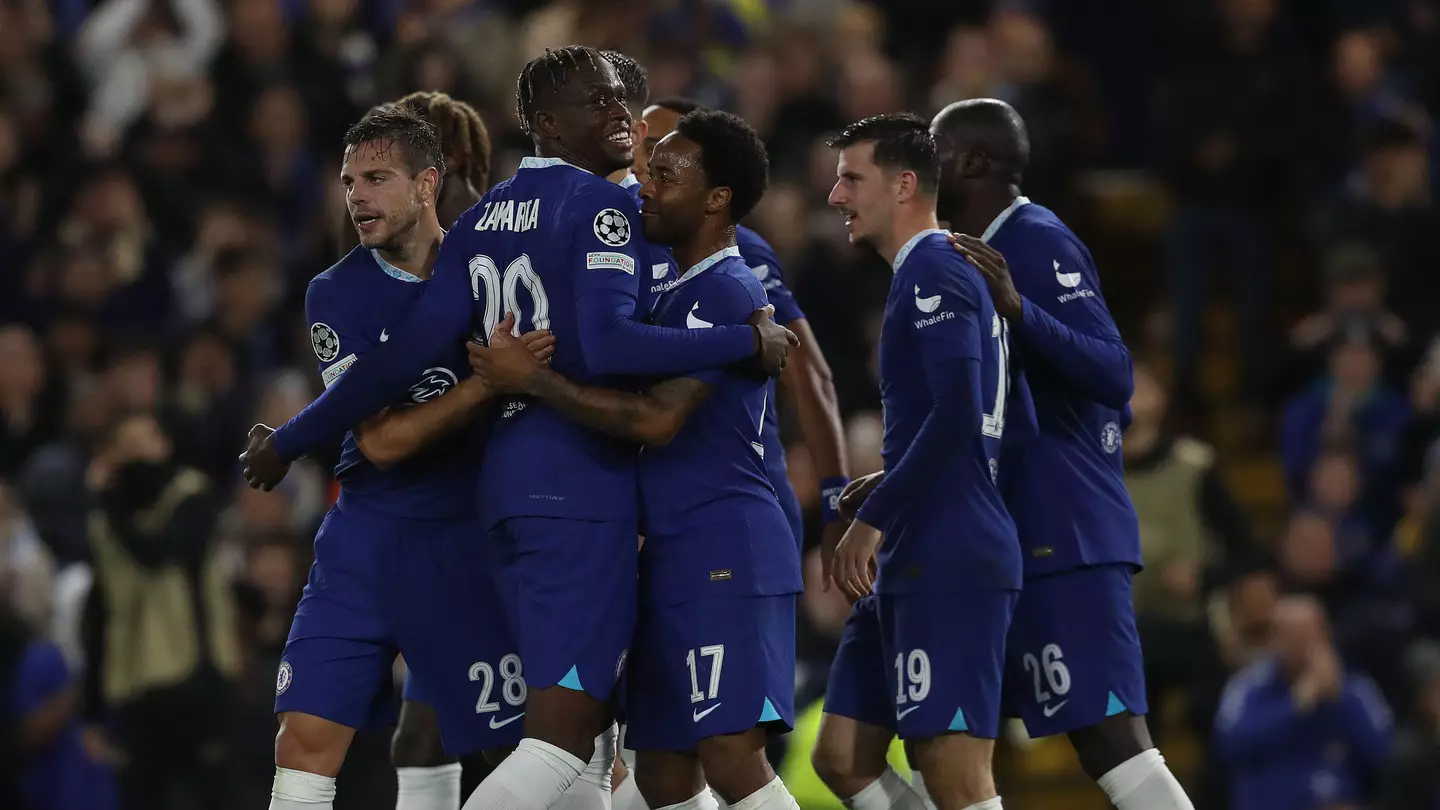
[854,260,987,531]
[568,189,792,377]
[954,233,1133,410]
[518,371,712,446]
[352,332,556,469]
[754,241,851,516]
[269,241,477,463]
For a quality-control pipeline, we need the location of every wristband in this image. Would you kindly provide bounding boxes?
[820,476,851,523]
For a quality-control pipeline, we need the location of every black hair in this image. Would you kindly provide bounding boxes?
[342,106,445,178]
[515,46,607,135]
[601,50,649,113]
[827,113,939,194]
[651,96,702,116]
[675,109,770,222]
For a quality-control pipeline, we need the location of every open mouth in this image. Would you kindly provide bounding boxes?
[605,130,634,150]
[353,213,382,230]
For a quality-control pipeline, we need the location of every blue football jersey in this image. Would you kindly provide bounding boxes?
[736,225,805,545]
[985,200,1141,575]
[863,230,1026,593]
[303,246,480,519]
[639,247,803,601]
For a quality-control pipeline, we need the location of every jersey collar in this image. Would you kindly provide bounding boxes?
[619,172,641,189]
[370,249,423,283]
[674,245,742,287]
[980,195,1031,243]
[519,156,591,174]
[892,228,950,271]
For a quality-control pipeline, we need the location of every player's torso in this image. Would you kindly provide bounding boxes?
[456,163,639,524]
[736,225,800,522]
[639,255,801,601]
[876,237,1018,592]
[324,250,480,519]
[990,205,1140,574]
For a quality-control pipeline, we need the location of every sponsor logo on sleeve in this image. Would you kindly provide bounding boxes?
[587,251,636,275]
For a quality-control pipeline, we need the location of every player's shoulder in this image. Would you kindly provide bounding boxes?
[736,224,778,265]
[307,246,376,306]
[680,256,766,323]
[1002,204,1089,258]
[902,235,983,290]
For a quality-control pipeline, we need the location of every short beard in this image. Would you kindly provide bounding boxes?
[367,210,421,254]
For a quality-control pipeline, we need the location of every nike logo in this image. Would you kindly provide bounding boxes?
[686,302,713,329]
[379,329,389,342]
[1054,260,1082,288]
[1042,700,1068,718]
[652,263,670,280]
[913,285,941,313]
[896,706,920,721]
[488,712,525,729]
[693,704,721,722]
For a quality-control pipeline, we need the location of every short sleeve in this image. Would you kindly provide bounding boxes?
[737,227,805,325]
[11,641,71,717]
[304,276,371,390]
[903,250,984,365]
[569,184,645,302]
[680,273,763,386]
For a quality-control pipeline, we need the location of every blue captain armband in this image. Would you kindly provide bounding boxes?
[820,476,851,523]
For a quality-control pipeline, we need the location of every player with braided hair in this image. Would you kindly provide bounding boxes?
[246,44,798,810]
[600,50,651,186]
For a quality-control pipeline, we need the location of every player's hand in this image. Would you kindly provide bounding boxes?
[239,424,290,491]
[748,305,799,378]
[838,471,884,523]
[950,234,1023,321]
[521,327,558,364]
[833,519,882,603]
[468,313,543,394]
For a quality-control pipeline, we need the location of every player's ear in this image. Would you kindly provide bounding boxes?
[959,149,987,180]
[421,167,441,205]
[534,109,559,140]
[705,185,731,216]
[634,119,648,141]
[896,170,920,203]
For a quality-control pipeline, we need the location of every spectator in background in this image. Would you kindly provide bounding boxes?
[1212,569,1280,672]
[1282,333,1410,530]
[1157,0,1304,416]
[0,325,62,479]
[1124,363,1250,739]
[82,412,240,810]
[74,0,223,159]
[1215,595,1393,810]
[1317,117,1440,340]
[1378,642,1440,809]
[1286,244,1409,393]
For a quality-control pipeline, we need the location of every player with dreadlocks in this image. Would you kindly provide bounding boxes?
[243,45,799,810]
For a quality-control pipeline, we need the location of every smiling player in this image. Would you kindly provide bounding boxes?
[242,46,798,810]
[466,109,804,810]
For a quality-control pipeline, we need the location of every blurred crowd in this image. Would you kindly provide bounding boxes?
[4,0,1440,808]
